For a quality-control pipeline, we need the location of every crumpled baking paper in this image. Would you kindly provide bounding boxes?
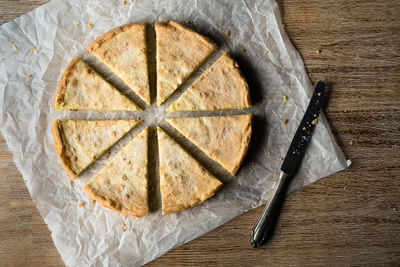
[0,0,350,266]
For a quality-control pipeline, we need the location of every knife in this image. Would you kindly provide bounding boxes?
[251,80,325,247]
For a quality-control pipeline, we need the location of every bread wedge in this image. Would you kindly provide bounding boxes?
[52,119,140,179]
[157,127,222,215]
[84,128,149,217]
[87,22,150,104]
[155,20,217,105]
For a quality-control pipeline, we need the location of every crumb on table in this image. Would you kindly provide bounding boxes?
[78,202,85,207]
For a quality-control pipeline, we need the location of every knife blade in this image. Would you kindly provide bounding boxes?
[281,80,325,176]
[251,80,325,247]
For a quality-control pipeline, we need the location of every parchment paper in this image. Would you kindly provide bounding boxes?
[0,0,350,266]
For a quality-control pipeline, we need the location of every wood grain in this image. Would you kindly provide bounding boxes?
[1,0,399,266]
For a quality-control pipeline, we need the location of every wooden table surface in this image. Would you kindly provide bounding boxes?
[1,0,399,266]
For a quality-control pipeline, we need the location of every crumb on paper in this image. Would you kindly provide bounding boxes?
[75,23,80,27]
[349,141,353,146]
[35,50,39,54]
[241,48,246,53]
[312,119,318,125]
[265,50,269,54]
[122,0,126,6]
[315,49,321,54]
[78,202,85,207]
[283,119,288,125]
[32,46,36,50]
[277,157,283,161]
[105,150,111,160]
[268,152,272,155]
[112,131,116,136]
[87,23,93,28]
[225,30,230,36]
[121,223,126,227]
[282,95,287,101]
[26,75,32,79]
[122,228,126,232]
[9,41,18,50]
[68,180,73,187]
[91,199,96,204]
[72,53,78,57]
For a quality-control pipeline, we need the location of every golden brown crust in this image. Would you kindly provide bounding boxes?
[167,115,252,175]
[168,53,251,111]
[83,185,149,217]
[51,119,78,179]
[87,22,146,52]
[54,57,81,109]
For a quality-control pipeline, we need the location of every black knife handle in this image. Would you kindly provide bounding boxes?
[251,171,290,247]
